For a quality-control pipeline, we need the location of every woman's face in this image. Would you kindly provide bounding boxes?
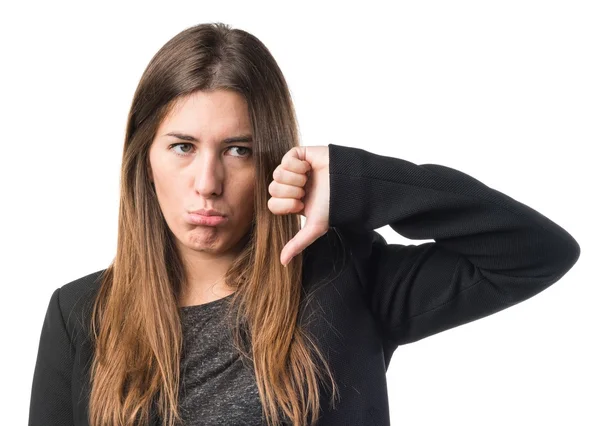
[148,89,255,258]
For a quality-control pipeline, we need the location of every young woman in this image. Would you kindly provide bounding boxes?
[28,22,580,426]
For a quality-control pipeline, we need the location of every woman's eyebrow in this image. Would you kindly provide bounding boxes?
[163,131,253,144]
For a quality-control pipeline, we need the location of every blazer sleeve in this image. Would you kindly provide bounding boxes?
[327,143,581,347]
[29,287,75,426]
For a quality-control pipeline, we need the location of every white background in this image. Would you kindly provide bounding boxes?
[1,1,598,425]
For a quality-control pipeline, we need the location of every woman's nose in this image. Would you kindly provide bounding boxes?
[193,154,223,196]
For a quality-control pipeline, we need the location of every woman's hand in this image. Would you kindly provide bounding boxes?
[268,146,330,266]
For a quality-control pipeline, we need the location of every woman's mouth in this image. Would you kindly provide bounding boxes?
[185,213,228,226]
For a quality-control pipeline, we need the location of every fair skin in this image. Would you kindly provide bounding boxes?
[148,89,255,307]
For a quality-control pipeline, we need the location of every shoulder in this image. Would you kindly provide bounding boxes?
[303,227,349,268]
[56,268,107,343]
[59,268,106,303]
[302,226,383,269]
[325,226,385,266]
[301,227,380,291]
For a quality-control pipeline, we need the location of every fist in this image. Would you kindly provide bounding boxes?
[268,146,330,266]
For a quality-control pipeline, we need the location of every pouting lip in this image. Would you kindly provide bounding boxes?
[188,208,226,217]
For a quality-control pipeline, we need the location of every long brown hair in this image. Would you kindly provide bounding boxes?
[87,22,339,426]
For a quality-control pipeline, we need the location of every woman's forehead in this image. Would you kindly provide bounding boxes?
[158,90,251,139]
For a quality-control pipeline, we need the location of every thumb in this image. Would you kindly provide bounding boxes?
[281,223,323,267]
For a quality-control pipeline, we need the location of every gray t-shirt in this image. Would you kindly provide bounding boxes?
[177,294,266,425]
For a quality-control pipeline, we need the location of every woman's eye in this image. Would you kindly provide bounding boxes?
[228,146,252,158]
[168,143,252,158]
[169,143,194,156]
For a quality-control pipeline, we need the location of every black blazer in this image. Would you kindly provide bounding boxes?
[29,143,580,425]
